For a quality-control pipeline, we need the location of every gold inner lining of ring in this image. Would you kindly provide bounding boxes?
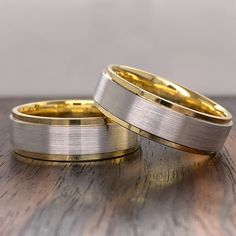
[18,100,103,118]
[12,100,108,125]
[111,66,230,121]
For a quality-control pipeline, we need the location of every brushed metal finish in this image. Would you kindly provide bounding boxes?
[106,65,232,124]
[94,74,233,152]
[10,116,139,157]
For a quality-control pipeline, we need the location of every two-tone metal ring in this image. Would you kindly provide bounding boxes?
[10,100,139,161]
[94,65,233,154]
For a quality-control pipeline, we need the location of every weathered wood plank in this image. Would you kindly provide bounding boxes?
[0,97,235,236]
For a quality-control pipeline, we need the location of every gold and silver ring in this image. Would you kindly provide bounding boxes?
[10,100,139,161]
[94,65,233,154]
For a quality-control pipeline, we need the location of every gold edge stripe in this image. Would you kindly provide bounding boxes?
[95,102,215,156]
[14,146,140,162]
[11,113,106,126]
[13,149,141,166]
[105,65,232,124]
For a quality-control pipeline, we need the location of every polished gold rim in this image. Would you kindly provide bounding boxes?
[12,100,110,125]
[106,65,232,124]
[14,146,140,162]
[13,148,141,166]
[96,103,216,155]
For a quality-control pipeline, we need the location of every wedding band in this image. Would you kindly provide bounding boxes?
[10,100,139,161]
[94,65,233,154]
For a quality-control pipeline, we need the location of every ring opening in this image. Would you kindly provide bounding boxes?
[112,66,229,119]
[17,100,103,118]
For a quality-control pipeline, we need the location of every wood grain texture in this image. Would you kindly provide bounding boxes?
[0,97,236,236]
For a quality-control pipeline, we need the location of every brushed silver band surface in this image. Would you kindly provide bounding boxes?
[94,74,233,153]
[10,100,139,161]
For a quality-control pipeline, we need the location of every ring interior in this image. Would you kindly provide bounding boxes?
[111,66,229,119]
[17,100,103,118]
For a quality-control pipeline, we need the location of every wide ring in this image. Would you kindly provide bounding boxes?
[10,100,139,161]
[94,65,233,154]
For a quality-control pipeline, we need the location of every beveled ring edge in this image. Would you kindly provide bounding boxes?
[14,145,140,162]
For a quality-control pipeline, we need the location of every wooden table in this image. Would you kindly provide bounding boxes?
[0,97,236,236]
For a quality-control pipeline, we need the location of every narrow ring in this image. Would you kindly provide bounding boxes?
[10,100,139,161]
[94,65,233,154]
